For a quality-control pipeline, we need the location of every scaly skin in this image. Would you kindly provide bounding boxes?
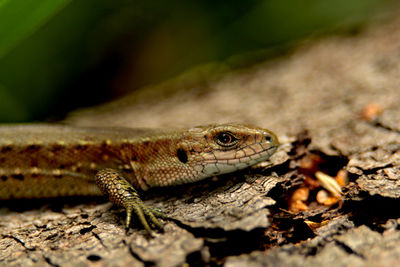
[0,123,279,232]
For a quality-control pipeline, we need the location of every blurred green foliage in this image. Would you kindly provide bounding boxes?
[0,0,394,122]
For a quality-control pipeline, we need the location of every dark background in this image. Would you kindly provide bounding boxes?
[0,0,393,122]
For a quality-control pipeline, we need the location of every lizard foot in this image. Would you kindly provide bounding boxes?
[95,168,165,233]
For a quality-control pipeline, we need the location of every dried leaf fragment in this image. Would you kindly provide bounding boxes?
[315,171,342,197]
[361,103,383,121]
[304,220,329,230]
[289,187,309,212]
[336,169,348,187]
[316,190,340,206]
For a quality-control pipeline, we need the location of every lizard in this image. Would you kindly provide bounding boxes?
[0,123,279,233]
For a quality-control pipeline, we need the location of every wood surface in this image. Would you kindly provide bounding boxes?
[2,8,400,267]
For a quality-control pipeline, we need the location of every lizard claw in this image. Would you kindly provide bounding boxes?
[124,198,165,233]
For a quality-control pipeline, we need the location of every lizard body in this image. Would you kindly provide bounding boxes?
[0,123,279,232]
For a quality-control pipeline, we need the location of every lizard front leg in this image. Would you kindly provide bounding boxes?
[95,169,165,233]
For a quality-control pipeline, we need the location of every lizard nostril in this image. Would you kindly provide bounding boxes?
[265,135,273,143]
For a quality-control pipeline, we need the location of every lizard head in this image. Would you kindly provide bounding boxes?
[177,123,279,180]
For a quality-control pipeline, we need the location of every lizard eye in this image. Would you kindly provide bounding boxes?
[215,132,238,147]
[265,135,273,143]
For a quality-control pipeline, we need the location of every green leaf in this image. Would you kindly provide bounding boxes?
[0,0,72,59]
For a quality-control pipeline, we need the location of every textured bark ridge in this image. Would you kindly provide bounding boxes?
[3,8,400,267]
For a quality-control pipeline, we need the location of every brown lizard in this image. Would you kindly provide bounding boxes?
[0,123,279,232]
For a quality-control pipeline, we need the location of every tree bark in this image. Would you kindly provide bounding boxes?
[3,8,400,267]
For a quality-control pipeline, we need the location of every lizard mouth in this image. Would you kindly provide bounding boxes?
[197,145,278,177]
[201,144,278,165]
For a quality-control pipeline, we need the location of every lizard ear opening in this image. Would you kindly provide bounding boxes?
[177,148,188,163]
